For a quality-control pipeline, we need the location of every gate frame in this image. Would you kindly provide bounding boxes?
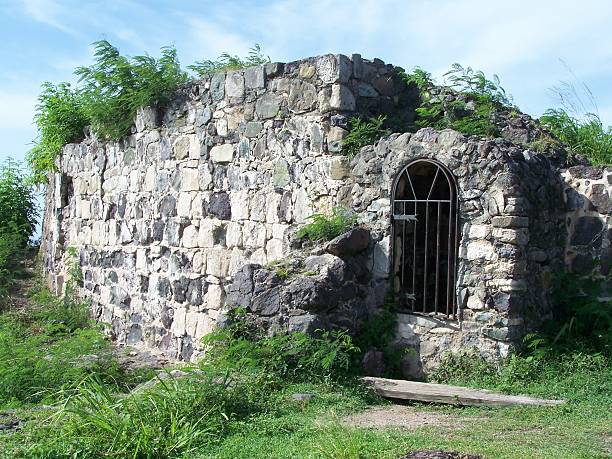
[390,158,460,319]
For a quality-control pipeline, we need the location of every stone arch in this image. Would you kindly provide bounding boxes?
[391,158,459,318]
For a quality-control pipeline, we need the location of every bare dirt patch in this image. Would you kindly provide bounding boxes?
[343,405,468,430]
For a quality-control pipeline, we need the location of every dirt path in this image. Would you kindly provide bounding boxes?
[343,404,473,430]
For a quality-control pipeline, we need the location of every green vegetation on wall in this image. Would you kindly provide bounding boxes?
[188,44,270,77]
[540,109,611,165]
[405,63,513,138]
[27,41,269,184]
[297,207,358,242]
[341,115,390,158]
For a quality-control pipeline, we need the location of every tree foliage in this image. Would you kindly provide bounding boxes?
[75,40,188,141]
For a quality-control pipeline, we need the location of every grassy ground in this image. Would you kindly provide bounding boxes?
[0,279,610,458]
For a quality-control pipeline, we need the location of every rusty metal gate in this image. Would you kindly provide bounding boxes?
[391,159,459,318]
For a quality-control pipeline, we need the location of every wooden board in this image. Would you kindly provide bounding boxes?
[362,377,565,407]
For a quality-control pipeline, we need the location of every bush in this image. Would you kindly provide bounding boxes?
[0,229,24,299]
[296,207,358,242]
[188,44,270,77]
[0,159,38,297]
[28,83,88,184]
[341,115,390,158]
[408,63,513,138]
[540,109,611,165]
[0,159,38,245]
[75,40,188,141]
[201,313,360,384]
[0,290,109,407]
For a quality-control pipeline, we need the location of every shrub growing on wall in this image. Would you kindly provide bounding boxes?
[28,82,89,184]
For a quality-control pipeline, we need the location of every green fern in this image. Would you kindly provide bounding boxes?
[341,115,390,158]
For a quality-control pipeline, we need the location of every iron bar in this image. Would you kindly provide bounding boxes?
[423,201,429,312]
[435,202,441,314]
[390,159,459,319]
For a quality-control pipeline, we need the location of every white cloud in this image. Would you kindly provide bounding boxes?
[20,0,76,35]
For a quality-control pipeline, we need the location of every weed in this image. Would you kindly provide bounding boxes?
[201,316,360,384]
[189,44,270,76]
[297,207,358,242]
[28,83,89,184]
[341,115,390,158]
[408,63,515,138]
[540,109,611,164]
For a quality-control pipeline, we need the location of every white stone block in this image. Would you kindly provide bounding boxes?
[226,222,242,248]
[204,283,225,310]
[171,308,187,336]
[266,238,284,262]
[181,168,199,192]
[210,144,234,163]
[182,225,199,248]
[206,248,230,278]
[177,193,192,218]
[198,220,215,248]
[465,240,496,261]
[231,190,250,220]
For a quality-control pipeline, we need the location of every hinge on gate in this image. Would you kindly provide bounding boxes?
[392,214,418,222]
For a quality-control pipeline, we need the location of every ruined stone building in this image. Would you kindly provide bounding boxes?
[41,54,611,376]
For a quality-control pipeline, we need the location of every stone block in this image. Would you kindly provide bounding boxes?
[181,168,200,191]
[266,238,284,262]
[195,314,215,339]
[177,193,192,218]
[182,225,199,248]
[468,224,491,239]
[173,136,190,160]
[465,240,496,261]
[273,160,291,187]
[206,248,230,278]
[244,66,265,89]
[225,72,245,100]
[492,228,529,245]
[328,156,350,179]
[204,283,225,309]
[230,191,250,220]
[210,73,225,101]
[210,144,234,163]
[198,220,215,248]
[244,121,263,138]
[226,222,242,248]
[255,93,281,119]
[330,84,356,111]
[491,216,529,228]
[171,307,187,336]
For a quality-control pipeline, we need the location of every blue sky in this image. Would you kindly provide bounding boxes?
[1,0,611,166]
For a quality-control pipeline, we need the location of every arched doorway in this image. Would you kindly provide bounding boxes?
[391,159,459,318]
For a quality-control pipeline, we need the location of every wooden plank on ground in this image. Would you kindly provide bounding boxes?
[362,377,565,407]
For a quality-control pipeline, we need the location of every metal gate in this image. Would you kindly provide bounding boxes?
[391,159,459,318]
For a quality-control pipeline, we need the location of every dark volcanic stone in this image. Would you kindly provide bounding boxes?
[159,195,177,217]
[362,349,386,376]
[208,192,231,220]
[325,228,370,257]
[571,216,604,247]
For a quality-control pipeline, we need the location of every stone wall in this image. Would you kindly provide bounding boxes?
[563,166,612,294]
[41,54,415,360]
[40,52,610,375]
